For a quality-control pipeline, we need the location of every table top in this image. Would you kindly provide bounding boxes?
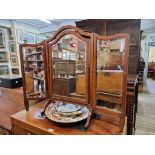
[11,101,125,135]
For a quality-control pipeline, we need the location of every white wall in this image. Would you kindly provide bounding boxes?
[0,28,11,74]
[141,31,155,84]
[0,20,40,76]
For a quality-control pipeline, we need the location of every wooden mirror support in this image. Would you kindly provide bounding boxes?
[20,42,48,111]
[45,26,94,128]
[93,33,129,131]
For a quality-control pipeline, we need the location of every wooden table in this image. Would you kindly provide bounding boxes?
[11,101,126,135]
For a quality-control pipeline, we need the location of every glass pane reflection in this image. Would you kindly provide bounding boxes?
[96,38,125,112]
[23,46,46,99]
[51,34,87,100]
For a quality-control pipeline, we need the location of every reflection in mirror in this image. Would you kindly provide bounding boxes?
[96,38,125,112]
[51,34,87,100]
[23,46,46,99]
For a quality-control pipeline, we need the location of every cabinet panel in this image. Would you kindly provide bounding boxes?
[12,126,34,135]
[53,77,76,96]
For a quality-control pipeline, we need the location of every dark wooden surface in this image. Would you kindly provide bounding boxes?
[76,19,141,74]
[0,76,22,88]
[11,101,126,135]
[53,77,76,96]
[0,87,24,130]
[127,74,139,134]
[53,59,76,77]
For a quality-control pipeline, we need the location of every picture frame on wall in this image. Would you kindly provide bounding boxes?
[9,41,16,55]
[8,28,14,40]
[0,31,5,48]
[0,65,9,75]
[17,29,36,44]
[11,68,19,75]
[26,32,36,44]
[36,35,47,44]
[17,29,24,44]
[10,56,19,66]
[0,52,8,62]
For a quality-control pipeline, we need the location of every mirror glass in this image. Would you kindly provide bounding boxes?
[50,34,87,101]
[96,38,125,112]
[22,46,46,99]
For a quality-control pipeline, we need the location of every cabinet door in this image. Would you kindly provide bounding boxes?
[49,33,90,105]
[20,44,47,106]
[95,34,129,115]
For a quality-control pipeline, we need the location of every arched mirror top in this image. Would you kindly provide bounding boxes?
[47,25,92,45]
[49,32,91,105]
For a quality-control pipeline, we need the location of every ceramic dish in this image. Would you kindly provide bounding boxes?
[45,102,89,123]
[56,102,81,113]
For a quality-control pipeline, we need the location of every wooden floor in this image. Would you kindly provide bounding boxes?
[135,78,155,135]
[0,87,24,130]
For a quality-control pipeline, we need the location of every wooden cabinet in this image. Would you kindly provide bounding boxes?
[53,59,76,77]
[97,71,123,95]
[138,59,145,93]
[12,126,34,135]
[76,19,141,74]
[53,77,76,96]
[18,25,130,134]
[127,75,139,134]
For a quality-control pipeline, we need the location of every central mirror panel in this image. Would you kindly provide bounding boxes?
[50,34,88,102]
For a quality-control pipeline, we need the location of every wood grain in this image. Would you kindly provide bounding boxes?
[11,101,125,135]
[0,87,24,130]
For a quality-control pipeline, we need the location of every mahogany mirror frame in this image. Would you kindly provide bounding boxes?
[46,26,94,107]
[93,33,130,120]
[20,41,48,111]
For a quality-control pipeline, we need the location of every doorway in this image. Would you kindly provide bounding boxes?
[135,45,155,134]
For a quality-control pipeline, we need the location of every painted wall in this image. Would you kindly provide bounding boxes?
[140,31,155,83]
[0,19,40,76]
[0,28,11,74]
[148,47,155,62]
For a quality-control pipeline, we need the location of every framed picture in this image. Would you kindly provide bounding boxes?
[9,41,16,55]
[26,32,36,44]
[12,68,20,75]
[0,52,8,62]
[0,65,9,75]
[8,28,14,40]
[36,35,47,44]
[17,29,24,44]
[0,31,5,48]
[10,56,18,66]
[17,29,36,44]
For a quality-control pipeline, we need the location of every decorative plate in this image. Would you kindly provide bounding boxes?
[45,101,89,123]
[56,102,81,113]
